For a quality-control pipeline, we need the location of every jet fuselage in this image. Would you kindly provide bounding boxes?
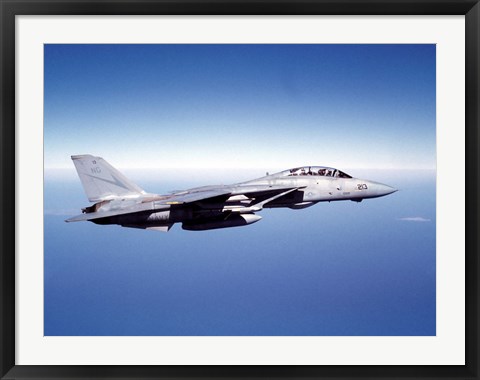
[67,157,397,232]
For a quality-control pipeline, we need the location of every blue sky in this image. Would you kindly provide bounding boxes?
[44,44,435,171]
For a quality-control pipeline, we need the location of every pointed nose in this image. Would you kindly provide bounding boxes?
[371,182,397,197]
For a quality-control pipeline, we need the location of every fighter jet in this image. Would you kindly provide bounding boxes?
[66,155,397,232]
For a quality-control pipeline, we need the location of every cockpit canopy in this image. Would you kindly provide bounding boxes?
[278,166,352,178]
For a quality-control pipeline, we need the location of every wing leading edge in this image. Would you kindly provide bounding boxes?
[66,185,302,222]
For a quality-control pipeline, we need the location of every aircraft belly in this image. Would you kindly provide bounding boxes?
[182,213,261,231]
[94,210,170,226]
[94,207,196,228]
[105,206,234,228]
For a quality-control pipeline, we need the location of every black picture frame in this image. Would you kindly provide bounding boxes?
[1,1,478,379]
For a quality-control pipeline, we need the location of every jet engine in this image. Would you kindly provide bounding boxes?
[182,214,262,231]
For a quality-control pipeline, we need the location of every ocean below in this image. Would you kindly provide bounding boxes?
[44,168,436,336]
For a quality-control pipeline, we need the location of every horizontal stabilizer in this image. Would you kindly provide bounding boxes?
[65,202,157,222]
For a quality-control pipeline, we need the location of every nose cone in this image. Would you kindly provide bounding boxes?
[369,182,398,198]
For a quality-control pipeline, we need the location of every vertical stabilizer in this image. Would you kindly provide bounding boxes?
[71,155,145,202]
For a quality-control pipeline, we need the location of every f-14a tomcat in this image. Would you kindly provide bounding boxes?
[66,155,397,232]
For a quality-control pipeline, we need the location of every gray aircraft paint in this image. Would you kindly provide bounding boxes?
[67,155,397,232]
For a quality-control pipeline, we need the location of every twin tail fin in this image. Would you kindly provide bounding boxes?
[71,154,145,202]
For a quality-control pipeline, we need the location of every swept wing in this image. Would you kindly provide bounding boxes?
[66,185,302,222]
